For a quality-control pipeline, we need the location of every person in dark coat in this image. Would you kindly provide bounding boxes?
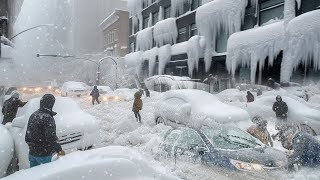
[203,74,219,93]
[132,90,143,123]
[25,94,65,168]
[286,132,320,169]
[272,95,289,130]
[246,91,254,103]
[2,92,27,125]
[90,86,100,105]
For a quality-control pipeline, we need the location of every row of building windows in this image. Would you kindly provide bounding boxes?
[106,29,118,45]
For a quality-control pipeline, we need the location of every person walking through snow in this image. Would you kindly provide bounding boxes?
[132,90,143,123]
[90,86,100,105]
[2,92,27,125]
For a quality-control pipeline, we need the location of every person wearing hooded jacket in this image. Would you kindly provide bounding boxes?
[90,86,100,105]
[286,132,320,170]
[132,90,143,123]
[25,94,65,168]
[246,91,254,103]
[272,95,289,129]
[2,92,27,125]
[247,116,273,147]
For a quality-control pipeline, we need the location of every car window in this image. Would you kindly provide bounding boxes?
[164,129,182,145]
[202,127,262,150]
[165,97,187,106]
[176,128,206,149]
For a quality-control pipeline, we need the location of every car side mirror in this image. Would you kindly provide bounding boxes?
[197,146,207,156]
[190,144,207,156]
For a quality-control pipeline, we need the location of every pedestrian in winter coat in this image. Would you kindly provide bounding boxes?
[272,95,289,130]
[246,91,254,103]
[1,92,27,125]
[247,116,273,147]
[90,86,100,105]
[286,132,320,169]
[132,90,143,123]
[25,94,65,168]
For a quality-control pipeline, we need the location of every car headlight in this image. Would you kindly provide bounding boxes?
[230,159,264,171]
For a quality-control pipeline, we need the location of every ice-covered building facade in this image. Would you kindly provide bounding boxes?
[126,0,320,89]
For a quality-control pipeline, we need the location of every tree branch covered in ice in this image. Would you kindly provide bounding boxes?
[196,0,248,72]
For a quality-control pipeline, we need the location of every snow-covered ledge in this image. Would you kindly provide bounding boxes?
[281,10,320,82]
[136,27,153,51]
[226,22,286,84]
[153,18,177,47]
[196,0,248,72]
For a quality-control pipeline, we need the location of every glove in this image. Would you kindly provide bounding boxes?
[58,150,65,156]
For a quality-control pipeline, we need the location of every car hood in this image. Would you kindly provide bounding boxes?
[215,147,287,167]
[55,112,99,135]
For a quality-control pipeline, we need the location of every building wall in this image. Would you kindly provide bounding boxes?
[128,0,320,87]
[0,0,8,37]
[102,10,129,57]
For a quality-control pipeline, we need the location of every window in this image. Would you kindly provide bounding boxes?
[176,128,206,149]
[189,23,197,37]
[143,16,149,29]
[152,11,159,26]
[164,6,171,19]
[152,0,157,3]
[143,1,148,9]
[216,32,228,53]
[299,0,320,14]
[114,30,118,41]
[191,0,202,10]
[177,27,187,43]
[259,0,285,26]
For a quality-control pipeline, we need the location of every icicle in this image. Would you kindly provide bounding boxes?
[187,35,202,76]
[158,6,164,21]
[296,0,302,9]
[154,18,177,46]
[136,27,153,51]
[284,0,296,23]
[148,47,159,76]
[158,45,172,75]
[171,0,191,17]
[281,10,320,83]
[148,12,152,27]
[196,0,248,72]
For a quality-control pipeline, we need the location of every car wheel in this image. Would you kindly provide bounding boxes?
[156,117,165,125]
[300,124,317,136]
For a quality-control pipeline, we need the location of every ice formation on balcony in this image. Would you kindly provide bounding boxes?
[196,0,248,72]
[143,47,159,76]
[153,18,177,46]
[281,10,320,82]
[171,0,191,17]
[187,35,202,76]
[158,44,172,75]
[226,22,286,84]
[136,27,153,51]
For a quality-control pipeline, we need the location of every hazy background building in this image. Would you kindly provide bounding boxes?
[100,10,129,57]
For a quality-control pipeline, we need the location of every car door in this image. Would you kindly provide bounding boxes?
[174,128,208,163]
[161,97,191,126]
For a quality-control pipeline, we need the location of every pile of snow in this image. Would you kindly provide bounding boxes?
[158,44,172,75]
[217,89,246,103]
[247,95,320,124]
[4,146,180,180]
[144,75,192,90]
[281,10,320,82]
[153,18,177,47]
[156,89,251,128]
[196,0,248,71]
[136,27,153,51]
[0,125,14,178]
[226,22,286,84]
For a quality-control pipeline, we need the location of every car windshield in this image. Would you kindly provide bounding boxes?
[201,126,263,150]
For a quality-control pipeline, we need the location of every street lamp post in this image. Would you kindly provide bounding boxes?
[36,54,118,87]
